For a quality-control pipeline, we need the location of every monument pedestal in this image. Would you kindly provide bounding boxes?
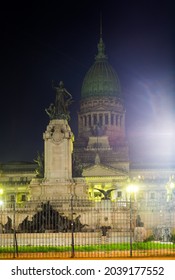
[30,173,88,201]
[43,119,73,181]
[30,119,75,200]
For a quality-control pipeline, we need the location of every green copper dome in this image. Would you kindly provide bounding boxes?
[81,36,121,99]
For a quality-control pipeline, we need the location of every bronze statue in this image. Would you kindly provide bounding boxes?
[34,152,44,178]
[136,215,144,227]
[1,216,13,233]
[94,188,117,200]
[45,103,55,120]
[45,81,73,121]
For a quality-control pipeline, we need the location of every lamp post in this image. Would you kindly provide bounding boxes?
[0,199,3,235]
[70,194,75,258]
[12,196,18,258]
[0,189,3,232]
[126,184,138,257]
[0,198,3,224]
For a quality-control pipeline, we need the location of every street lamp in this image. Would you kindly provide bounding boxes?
[126,183,138,257]
[166,175,175,202]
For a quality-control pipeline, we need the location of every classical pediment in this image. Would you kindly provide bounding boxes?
[82,163,127,177]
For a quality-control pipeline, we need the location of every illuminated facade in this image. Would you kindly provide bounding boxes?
[0,161,36,204]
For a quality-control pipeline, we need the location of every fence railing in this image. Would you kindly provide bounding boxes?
[0,197,175,259]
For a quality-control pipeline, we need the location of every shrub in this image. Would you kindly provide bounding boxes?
[143,235,155,242]
[170,234,175,243]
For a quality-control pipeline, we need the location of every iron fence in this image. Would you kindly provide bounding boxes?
[0,197,175,259]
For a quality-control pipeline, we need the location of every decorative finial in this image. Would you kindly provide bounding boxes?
[100,11,102,39]
[95,12,107,60]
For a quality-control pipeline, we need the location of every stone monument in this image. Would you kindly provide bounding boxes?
[30,81,76,199]
[44,81,74,181]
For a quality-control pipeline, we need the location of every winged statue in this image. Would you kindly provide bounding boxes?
[94,188,117,200]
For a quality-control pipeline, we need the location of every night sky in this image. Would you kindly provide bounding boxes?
[0,1,174,164]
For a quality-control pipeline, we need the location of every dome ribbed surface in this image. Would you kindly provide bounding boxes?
[81,59,121,99]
